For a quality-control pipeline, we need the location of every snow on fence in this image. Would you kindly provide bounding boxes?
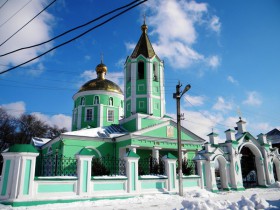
[0,149,202,206]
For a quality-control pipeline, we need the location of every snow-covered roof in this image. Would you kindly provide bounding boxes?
[63,124,128,138]
[32,137,52,147]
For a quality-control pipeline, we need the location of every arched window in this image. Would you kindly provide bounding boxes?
[138,61,144,79]
[153,62,158,81]
[94,96,99,104]
[127,63,131,82]
[109,97,113,106]
[80,97,85,105]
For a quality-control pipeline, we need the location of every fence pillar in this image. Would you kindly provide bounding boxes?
[0,144,38,200]
[76,154,94,196]
[124,150,140,193]
[163,153,177,192]
[195,160,206,189]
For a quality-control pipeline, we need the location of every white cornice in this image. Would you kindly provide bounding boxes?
[73,90,124,101]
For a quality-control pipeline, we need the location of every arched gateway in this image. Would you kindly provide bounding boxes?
[194,118,280,192]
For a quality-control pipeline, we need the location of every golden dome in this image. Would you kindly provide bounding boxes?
[78,62,123,94]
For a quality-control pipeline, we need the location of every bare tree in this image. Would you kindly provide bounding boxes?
[0,108,17,151]
[0,108,68,148]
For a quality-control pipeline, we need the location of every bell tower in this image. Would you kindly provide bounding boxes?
[121,21,166,131]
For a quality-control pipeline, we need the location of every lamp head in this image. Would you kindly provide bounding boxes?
[181,84,191,96]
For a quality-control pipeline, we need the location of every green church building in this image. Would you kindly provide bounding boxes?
[39,22,205,168]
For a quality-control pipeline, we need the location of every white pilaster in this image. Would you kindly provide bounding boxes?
[99,104,103,127]
[77,106,82,129]
[160,62,165,117]
[147,61,152,114]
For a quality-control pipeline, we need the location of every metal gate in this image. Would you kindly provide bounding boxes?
[241,147,258,188]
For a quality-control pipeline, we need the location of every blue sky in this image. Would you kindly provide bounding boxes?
[0,0,279,140]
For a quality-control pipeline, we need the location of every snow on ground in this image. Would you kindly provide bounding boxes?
[1,184,280,210]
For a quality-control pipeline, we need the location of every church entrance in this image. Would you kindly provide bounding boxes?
[240,146,258,188]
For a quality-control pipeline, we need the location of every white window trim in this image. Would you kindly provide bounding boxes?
[80,97,85,105]
[85,108,94,121]
[94,96,100,104]
[107,109,114,122]
[109,97,114,106]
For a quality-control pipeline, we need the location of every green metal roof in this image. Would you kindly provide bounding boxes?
[7,144,38,153]
[126,150,140,158]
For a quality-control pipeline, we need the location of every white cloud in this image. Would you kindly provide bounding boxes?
[227,75,239,85]
[212,97,233,112]
[1,101,71,130]
[207,55,220,68]
[136,0,220,69]
[224,116,239,129]
[183,95,205,107]
[1,101,26,117]
[250,122,270,132]
[32,112,72,131]
[27,63,45,76]
[243,91,262,106]
[115,58,125,69]
[0,0,55,74]
[209,15,221,33]
[167,109,224,141]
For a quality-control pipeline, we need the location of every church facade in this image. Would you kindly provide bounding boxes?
[39,22,205,163]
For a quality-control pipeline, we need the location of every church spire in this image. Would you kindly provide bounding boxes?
[131,19,156,59]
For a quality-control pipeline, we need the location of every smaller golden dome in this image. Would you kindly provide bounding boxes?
[77,61,123,94]
[96,63,107,76]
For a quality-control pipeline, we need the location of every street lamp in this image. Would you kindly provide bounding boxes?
[173,82,191,196]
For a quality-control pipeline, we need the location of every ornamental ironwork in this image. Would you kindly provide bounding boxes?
[176,159,197,175]
[138,157,165,175]
[35,154,77,176]
[91,155,126,176]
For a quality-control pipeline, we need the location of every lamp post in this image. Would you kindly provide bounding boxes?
[173,82,191,196]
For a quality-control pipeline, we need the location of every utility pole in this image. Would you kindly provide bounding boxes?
[173,81,191,196]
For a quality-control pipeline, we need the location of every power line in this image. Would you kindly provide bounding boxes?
[0,0,32,28]
[0,0,57,47]
[0,0,9,10]
[0,0,147,75]
[0,0,141,57]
